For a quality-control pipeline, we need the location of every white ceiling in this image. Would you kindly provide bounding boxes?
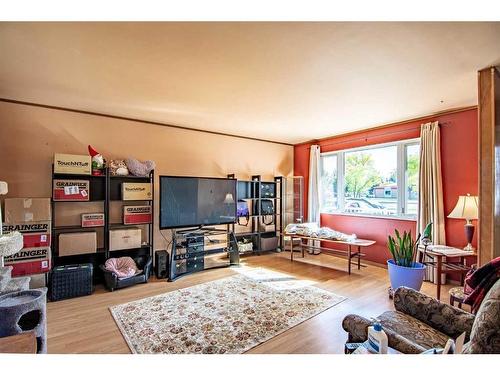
[1,22,499,144]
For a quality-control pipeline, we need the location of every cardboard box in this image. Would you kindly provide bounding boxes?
[21,232,51,248]
[122,183,152,201]
[81,213,105,227]
[5,247,51,276]
[5,246,51,264]
[8,258,51,277]
[58,232,97,256]
[53,179,90,201]
[2,222,51,248]
[259,235,279,251]
[234,223,252,234]
[3,198,52,276]
[4,198,51,223]
[259,221,276,233]
[29,274,47,288]
[54,153,91,175]
[123,205,152,224]
[109,228,142,251]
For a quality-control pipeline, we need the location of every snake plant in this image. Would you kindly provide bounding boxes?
[387,229,421,268]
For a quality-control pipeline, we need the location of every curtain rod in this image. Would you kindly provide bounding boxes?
[306,121,451,150]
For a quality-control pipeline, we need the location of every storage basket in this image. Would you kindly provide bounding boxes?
[237,241,253,253]
[49,263,93,301]
[260,235,279,251]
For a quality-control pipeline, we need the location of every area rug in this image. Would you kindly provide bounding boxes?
[110,270,345,354]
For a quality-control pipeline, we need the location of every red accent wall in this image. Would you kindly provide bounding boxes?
[294,108,478,265]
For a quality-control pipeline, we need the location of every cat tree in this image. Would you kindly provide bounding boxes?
[0,181,23,267]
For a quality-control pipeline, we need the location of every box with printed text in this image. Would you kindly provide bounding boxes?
[53,179,90,201]
[122,183,152,201]
[123,205,152,225]
[53,153,91,175]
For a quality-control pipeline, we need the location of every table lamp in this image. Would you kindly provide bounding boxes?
[447,194,479,251]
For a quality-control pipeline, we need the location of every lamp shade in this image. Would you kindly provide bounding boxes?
[223,193,235,204]
[447,194,479,220]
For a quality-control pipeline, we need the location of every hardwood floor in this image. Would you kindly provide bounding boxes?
[47,252,457,354]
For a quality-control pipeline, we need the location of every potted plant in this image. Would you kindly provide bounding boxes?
[387,229,426,291]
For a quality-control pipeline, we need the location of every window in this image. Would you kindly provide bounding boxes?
[405,143,420,216]
[319,154,338,212]
[319,138,420,218]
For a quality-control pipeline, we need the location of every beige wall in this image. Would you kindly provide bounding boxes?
[0,101,293,251]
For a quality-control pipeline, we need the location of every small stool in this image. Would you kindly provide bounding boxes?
[449,286,466,308]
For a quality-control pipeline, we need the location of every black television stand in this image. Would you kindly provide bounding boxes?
[169,226,239,281]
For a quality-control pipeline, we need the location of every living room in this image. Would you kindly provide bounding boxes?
[1,2,499,373]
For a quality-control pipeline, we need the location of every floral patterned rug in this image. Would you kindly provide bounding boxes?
[110,270,345,354]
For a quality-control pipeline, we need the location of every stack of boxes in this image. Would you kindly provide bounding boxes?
[2,198,52,276]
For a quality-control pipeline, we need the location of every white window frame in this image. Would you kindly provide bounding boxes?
[320,138,420,220]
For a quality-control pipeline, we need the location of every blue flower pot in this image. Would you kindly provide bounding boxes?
[387,259,426,291]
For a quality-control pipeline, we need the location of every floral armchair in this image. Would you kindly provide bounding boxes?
[342,279,500,354]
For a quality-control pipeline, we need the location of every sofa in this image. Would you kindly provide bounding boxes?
[100,255,152,292]
[342,278,500,354]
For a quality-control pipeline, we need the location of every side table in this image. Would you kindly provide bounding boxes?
[417,246,476,300]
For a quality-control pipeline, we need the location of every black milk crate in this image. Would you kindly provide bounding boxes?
[49,263,94,301]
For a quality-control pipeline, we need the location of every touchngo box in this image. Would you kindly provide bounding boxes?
[122,183,152,201]
[53,153,91,175]
[53,179,90,201]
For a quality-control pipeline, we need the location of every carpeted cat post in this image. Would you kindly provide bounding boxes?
[0,288,48,353]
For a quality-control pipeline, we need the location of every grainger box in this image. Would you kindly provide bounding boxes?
[122,183,152,201]
[5,247,51,276]
[53,153,91,175]
[3,198,52,276]
[2,222,51,248]
[58,232,97,256]
[123,205,152,224]
[53,179,90,201]
[81,213,105,227]
[109,228,142,251]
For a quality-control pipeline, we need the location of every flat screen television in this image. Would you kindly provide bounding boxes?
[159,176,237,229]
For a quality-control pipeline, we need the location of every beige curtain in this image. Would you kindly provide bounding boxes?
[308,145,321,254]
[308,145,321,225]
[418,121,446,245]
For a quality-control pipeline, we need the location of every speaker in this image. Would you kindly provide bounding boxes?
[155,250,169,279]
